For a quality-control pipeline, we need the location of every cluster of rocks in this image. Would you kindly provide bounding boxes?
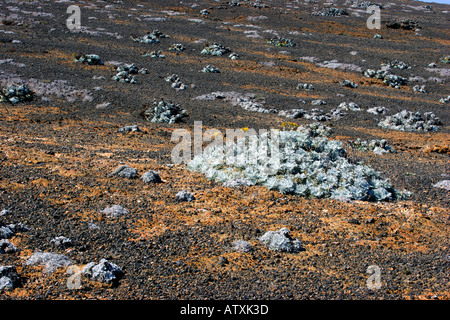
[144,100,187,123]
[0,84,33,104]
[311,7,349,16]
[25,251,72,273]
[110,164,163,183]
[349,138,395,155]
[165,74,187,90]
[201,43,232,56]
[266,37,295,47]
[133,29,168,44]
[73,53,104,65]
[338,102,361,111]
[378,110,442,132]
[188,128,398,201]
[112,63,148,84]
[279,107,343,122]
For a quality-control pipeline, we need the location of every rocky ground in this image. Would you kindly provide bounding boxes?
[0,0,448,301]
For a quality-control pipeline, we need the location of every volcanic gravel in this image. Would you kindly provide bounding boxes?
[0,0,448,301]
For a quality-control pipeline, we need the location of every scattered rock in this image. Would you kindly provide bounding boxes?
[0,266,20,291]
[259,228,304,253]
[82,259,124,284]
[0,239,18,254]
[175,190,195,202]
[50,236,73,248]
[74,53,103,65]
[118,125,141,133]
[110,165,138,179]
[141,170,162,184]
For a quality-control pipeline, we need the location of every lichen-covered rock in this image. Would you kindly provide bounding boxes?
[82,259,124,284]
[0,239,18,254]
[110,165,138,179]
[378,110,441,132]
[141,170,162,184]
[145,100,187,123]
[259,228,303,253]
[0,266,20,291]
[50,236,73,248]
[175,190,195,202]
[232,240,253,253]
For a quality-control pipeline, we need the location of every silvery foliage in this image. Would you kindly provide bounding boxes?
[25,251,72,273]
[82,259,124,284]
[232,240,253,253]
[267,37,295,47]
[311,7,349,16]
[367,106,387,115]
[101,205,129,218]
[378,110,441,132]
[112,63,148,84]
[259,228,303,253]
[350,138,395,155]
[188,128,397,201]
[133,30,168,44]
[169,43,185,51]
[145,100,187,123]
[363,68,407,88]
[74,54,103,65]
[165,74,186,90]
[201,43,232,56]
[0,84,33,104]
[412,85,426,93]
[340,80,358,88]
[202,65,220,73]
